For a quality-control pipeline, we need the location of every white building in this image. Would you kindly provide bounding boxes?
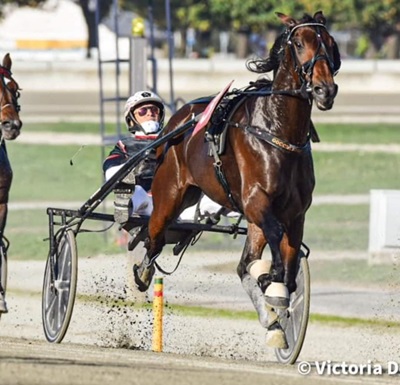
[0,0,129,61]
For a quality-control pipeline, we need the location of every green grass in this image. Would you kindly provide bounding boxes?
[313,151,400,195]
[309,258,400,286]
[304,204,369,251]
[6,209,124,260]
[7,143,104,201]
[26,122,117,135]
[316,123,400,144]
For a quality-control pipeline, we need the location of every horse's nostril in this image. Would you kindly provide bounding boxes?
[1,121,11,129]
[1,120,22,131]
[313,86,324,96]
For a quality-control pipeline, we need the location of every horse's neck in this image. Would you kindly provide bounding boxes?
[257,66,312,145]
[0,140,6,155]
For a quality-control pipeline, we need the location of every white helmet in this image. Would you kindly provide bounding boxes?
[124,90,165,133]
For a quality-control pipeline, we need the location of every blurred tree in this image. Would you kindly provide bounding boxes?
[73,0,113,58]
[0,0,47,18]
[353,0,400,58]
[121,0,212,57]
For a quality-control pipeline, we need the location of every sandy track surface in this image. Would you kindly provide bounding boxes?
[1,251,400,384]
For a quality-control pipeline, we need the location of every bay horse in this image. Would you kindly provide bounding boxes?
[134,11,340,347]
[0,53,23,314]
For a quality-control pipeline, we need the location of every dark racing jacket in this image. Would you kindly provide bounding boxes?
[102,133,158,192]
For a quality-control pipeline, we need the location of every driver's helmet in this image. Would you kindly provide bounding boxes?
[124,91,165,134]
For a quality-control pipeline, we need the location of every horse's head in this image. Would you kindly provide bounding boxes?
[277,11,341,111]
[0,53,22,140]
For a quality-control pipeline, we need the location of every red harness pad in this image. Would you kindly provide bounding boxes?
[192,80,234,137]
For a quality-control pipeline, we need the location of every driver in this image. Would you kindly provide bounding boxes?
[103,90,239,224]
[103,91,163,222]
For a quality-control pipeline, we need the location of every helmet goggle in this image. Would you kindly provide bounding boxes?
[134,105,160,117]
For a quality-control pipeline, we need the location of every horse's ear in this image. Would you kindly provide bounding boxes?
[332,39,341,73]
[2,53,12,70]
[313,11,326,25]
[275,12,297,28]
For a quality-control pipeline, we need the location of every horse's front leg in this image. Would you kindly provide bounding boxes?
[258,211,291,310]
[237,223,287,349]
[0,182,11,313]
[280,217,306,294]
[237,223,269,326]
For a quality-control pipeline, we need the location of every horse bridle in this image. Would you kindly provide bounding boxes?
[286,22,338,96]
[0,66,21,121]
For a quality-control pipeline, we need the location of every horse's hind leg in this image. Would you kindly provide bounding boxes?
[132,212,165,292]
[133,166,201,292]
[237,223,287,349]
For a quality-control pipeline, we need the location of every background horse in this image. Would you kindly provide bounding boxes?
[0,53,22,314]
[135,11,340,347]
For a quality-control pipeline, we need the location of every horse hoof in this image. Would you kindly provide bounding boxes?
[265,282,289,309]
[266,323,288,349]
[0,297,8,313]
[133,263,155,292]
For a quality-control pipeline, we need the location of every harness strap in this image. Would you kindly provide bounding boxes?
[245,125,311,154]
[205,132,241,213]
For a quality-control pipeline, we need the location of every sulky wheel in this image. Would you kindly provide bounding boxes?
[274,252,310,364]
[42,229,78,343]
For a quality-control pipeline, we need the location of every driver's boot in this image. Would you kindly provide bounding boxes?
[133,255,155,292]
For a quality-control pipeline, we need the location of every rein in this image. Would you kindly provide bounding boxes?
[228,82,312,100]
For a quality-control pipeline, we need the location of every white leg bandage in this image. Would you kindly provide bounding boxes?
[265,282,289,309]
[247,259,272,281]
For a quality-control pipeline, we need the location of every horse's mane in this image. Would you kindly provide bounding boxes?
[246,14,315,75]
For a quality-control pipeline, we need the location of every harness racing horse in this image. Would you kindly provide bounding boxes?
[0,53,22,314]
[134,11,341,347]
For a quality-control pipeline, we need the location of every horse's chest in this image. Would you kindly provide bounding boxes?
[0,146,12,185]
[272,155,315,212]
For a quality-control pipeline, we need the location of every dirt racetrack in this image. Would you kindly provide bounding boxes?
[1,250,400,384]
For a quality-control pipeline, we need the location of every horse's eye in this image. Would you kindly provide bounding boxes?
[294,40,303,49]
